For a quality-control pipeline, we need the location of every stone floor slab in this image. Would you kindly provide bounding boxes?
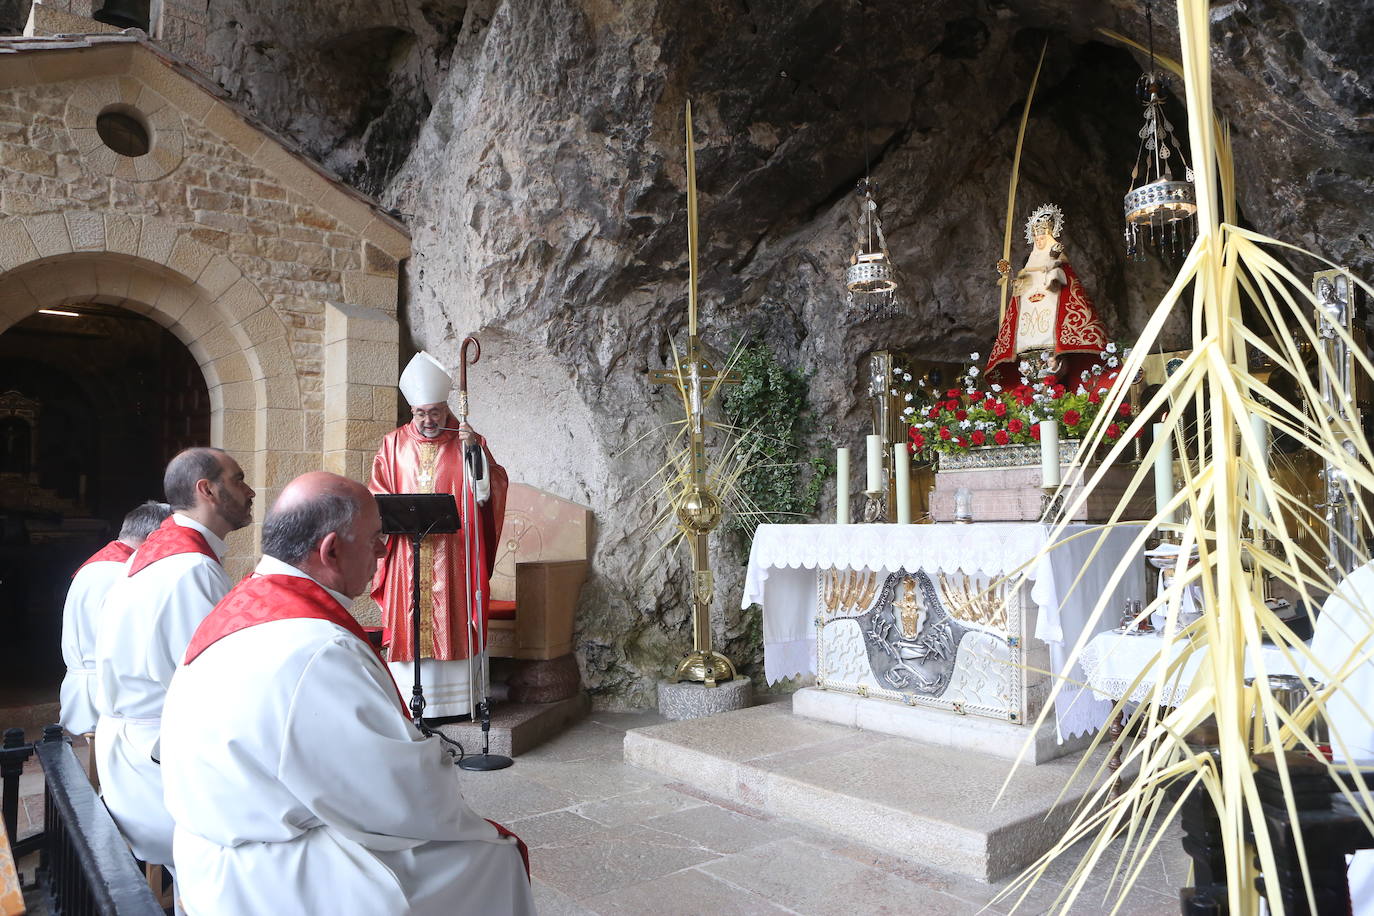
[582,866,794,915]
[700,836,984,916]
[576,784,706,828]
[642,803,791,856]
[533,823,722,900]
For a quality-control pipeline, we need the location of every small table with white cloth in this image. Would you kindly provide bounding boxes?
[743,522,1145,740]
[1079,629,1304,709]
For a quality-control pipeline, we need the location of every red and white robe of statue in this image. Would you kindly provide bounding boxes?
[161,559,532,916]
[370,422,508,718]
[985,262,1109,388]
[59,540,134,735]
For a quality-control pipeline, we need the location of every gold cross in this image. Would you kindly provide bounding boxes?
[894,577,925,639]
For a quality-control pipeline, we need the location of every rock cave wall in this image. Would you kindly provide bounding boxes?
[36,0,1368,706]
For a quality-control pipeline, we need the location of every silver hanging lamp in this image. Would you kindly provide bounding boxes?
[846,176,900,311]
[1123,0,1197,261]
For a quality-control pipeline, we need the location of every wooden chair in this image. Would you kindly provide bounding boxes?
[486,484,592,661]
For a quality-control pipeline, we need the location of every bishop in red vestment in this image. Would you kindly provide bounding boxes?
[370,351,509,721]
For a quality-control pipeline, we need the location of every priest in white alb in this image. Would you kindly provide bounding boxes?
[59,499,170,736]
[92,447,255,867]
[161,472,533,916]
[370,351,508,722]
[1308,562,1374,914]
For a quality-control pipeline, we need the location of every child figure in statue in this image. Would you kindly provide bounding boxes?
[985,204,1109,387]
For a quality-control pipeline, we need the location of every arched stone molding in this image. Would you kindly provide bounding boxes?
[0,213,305,575]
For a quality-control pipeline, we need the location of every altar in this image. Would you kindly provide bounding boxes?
[743,522,1145,756]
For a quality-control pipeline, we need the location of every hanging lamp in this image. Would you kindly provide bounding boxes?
[1123,0,1197,261]
[845,176,900,311]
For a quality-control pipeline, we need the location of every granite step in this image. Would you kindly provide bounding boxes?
[436,691,590,758]
[623,700,1101,882]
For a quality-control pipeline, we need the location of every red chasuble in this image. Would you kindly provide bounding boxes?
[369,423,508,663]
[128,516,219,577]
[74,540,134,576]
[184,574,408,716]
[985,262,1109,388]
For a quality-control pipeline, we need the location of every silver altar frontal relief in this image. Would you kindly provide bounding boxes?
[743,522,1147,749]
[815,566,1028,722]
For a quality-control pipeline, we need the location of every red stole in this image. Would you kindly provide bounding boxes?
[185,574,408,716]
[985,262,1109,387]
[129,516,219,577]
[74,540,134,577]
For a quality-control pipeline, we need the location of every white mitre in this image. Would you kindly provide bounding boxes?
[398,351,451,408]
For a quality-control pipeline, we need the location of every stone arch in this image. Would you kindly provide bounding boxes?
[0,213,303,573]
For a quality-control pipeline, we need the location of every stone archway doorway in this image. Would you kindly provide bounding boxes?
[0,302,209,712]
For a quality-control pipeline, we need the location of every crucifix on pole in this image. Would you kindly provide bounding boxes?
[647,101,742,687]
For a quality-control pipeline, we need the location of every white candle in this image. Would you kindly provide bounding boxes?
[1250,414,1269,524]
[1040,419,1060,488]
[1153,422,1174,524]
[893,442,911,524]
[836,447,850,524]
[866,434,883,493]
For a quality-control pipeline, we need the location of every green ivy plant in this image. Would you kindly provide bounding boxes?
[723,344,831,550]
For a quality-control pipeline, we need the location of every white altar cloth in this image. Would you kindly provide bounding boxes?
[743,522,1145,740]
[1079,630,1301,708]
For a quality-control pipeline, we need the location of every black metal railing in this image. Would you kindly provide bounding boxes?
[2,725,160,915]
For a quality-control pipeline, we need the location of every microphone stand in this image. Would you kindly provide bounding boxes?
[454,335,512,772]
[372,492,467,760]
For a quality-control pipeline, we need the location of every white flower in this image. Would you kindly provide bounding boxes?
[1020,376,1030,385]
[1107,357,1119,368]
[1106,342,1117,353]
[1081,370,1090,379]
[990,384,1002,392]
[903,372,913,382]
[890,388,899,396]
[904,393,913,402]
[969,352,981,361]
[902,406,914,416]
[969,367,980,377]
[1033,394,1045,403]
[1076,385,1087,396]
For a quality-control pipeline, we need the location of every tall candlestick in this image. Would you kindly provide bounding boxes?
[836,447,850,524]
[1153,422,1175,524]
[865,435,883,493]
[893,442,911,524]
[1040,419,1060,488]
[1250,414,1269,524]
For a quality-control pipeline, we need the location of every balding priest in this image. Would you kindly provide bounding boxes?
[93,447,255,868]
[370,351,508,723]
[59,499,171,736]
[161,472,534,916]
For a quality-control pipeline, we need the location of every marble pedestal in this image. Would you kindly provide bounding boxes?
[656,677,753,721]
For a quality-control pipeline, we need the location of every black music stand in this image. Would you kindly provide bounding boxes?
[376,493,460,726]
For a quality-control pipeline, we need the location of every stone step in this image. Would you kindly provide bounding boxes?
[623,700,1101,882]
[435,691,589,758]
